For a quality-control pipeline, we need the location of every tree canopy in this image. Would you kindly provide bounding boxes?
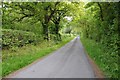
[2,2,119,78]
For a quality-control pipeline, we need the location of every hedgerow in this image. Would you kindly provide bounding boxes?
[2,29,37,49]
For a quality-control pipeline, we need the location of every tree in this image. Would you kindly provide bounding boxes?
[2,2,60,40]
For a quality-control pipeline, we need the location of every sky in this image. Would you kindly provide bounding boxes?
[64,16,72,22]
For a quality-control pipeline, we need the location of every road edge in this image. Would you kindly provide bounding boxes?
[82,47,105,78]
[4,37,75,78]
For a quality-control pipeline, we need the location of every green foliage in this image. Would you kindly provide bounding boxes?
[80,2,119,55]
[81,37,119,78]
[2,2,119,78]
[77,2,119,78]
[2,2,80,41]
[2,29,38,49]
[0,62,1,78]
[64,27,72,34]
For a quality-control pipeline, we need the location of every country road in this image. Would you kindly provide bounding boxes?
[6,36,99,78]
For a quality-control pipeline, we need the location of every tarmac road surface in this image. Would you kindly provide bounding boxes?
[6,36,96,78]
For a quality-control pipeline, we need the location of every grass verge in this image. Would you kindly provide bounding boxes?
[81,37,118,78]
[2,36,74,77]
[0,62,1,78]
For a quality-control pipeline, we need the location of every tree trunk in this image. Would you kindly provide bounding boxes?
[97,2,104,21]
[55,23,61,41]
[42,23,49,40]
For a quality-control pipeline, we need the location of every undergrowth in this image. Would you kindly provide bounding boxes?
[81,37,118,78]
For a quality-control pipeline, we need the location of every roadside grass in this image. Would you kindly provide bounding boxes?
[0,62,1,78]
[80,37,118,78]
[2,36,74,77]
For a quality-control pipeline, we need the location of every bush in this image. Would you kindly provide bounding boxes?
[2,29,37,49]
[81,37,119,78]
